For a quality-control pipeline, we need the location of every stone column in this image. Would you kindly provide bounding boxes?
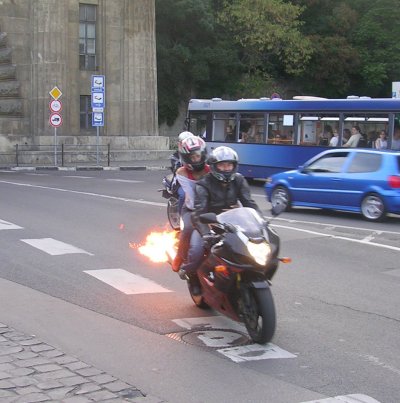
[30,0,69,138]
[119,0,158,137]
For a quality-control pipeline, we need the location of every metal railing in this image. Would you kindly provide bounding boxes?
[2,143,112,167]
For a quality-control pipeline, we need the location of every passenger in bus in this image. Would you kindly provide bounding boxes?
[392,128,400,150]
[343,126,363,147]
[342,128,351,145]
[224,125,235,142]
[375,130,388,150]
[366,131,377,148]
[318,125,333,146]
[329,129,339,146]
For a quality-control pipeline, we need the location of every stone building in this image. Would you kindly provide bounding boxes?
[0,0,169,162]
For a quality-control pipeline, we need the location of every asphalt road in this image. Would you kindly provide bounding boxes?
[0,168,399,403]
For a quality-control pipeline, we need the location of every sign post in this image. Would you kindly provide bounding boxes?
[91,75,105,164]
[49,87,63,165]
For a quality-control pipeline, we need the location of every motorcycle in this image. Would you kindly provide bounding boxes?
[186,205,289,344]
[160,173,181,230]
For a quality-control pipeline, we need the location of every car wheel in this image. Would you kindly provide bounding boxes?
[271,186,291,211]
[361,193,386,221]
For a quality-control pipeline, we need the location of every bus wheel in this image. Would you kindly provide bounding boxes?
[271,186,291,211]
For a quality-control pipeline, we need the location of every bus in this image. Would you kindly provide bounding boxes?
[186,96,400,179]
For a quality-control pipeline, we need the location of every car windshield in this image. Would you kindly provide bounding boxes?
[217,207,264,234]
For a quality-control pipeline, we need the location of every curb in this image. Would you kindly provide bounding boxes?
[0,165,169,172]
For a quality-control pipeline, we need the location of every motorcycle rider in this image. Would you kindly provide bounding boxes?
[169,131,195,212]
[180,146,261,294]
[171,136,210,272]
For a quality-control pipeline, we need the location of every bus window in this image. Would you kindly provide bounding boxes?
[268,113,295,144]
[189,113,207,139]
[343,114,389,148]
[212,113,236,142]
[238,113,264,143]
[298,114,339,146]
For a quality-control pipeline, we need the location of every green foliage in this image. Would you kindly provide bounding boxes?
[156,0,400,126]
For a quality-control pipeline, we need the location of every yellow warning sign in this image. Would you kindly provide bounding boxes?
[49,86,62,100]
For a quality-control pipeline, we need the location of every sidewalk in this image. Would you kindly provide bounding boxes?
[0,322,164,403]
[0,159,172,172]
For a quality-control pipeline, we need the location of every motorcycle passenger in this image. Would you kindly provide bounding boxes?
[169,131,195,212]
[180,146,261,294]
[171,136,210,272]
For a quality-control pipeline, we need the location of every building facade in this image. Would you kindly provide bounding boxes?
[0,0,168,157]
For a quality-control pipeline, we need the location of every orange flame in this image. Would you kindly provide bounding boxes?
[130,230,179,263]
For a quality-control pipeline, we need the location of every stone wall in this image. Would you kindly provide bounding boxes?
[0,0,167,156]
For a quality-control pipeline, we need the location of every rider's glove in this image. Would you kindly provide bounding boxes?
[203,233,217,250]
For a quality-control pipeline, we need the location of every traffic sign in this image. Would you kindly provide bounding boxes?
[49,99,62,113]
[91,91,105,108]
[91,75,105,90]
[49,86,62,100]
[92,111,104,127]
[49,113,62,127]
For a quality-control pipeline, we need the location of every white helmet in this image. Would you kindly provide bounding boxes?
[178,131,194,144]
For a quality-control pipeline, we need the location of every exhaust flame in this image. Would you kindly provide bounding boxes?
[130,230,178,263]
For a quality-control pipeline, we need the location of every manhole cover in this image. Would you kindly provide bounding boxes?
[180,328,250,349]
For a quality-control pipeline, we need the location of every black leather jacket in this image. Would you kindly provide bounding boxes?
[192,173,261,235]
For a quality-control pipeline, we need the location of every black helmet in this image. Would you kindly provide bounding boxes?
[208,146,238,182]
[179,136,207,171]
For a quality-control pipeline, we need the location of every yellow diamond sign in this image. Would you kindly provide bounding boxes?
[49,86,62,100]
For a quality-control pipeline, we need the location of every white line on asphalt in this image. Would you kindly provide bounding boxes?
[62,175,94,179]
[0,180,165,207]
[274,217,400,235]
[106,179,144,183]
[0,219,23,230]
[299,394,381,403]
[218,343,297,363]
[84,269,172,294]
[25,173,49,176]
[21,238,94,256]
[273,224,400,252]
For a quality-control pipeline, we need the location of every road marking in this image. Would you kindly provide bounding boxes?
[273,224,400,252]
[84,269,172,294]
[25,173,49,176]
[62,175,93,179]
[300,394,381,403]
[21,238,93,256]
[0,180,165,207]
[0,219,23,230]
[106,179,143,183]
[218,343,296,363]
[0,170,16,173]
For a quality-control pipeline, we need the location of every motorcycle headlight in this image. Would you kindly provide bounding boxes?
[247,241,271,265]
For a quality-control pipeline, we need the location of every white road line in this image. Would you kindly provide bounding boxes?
[84,269,172,294]
[106,179,143,183]
[25,173,49,176]
[62,175,93,179]
[273,224,400,252]
[218,343,296,363]
[0,219,23,230]
[299,394,381,403]
[0,170,16,173]
[0,180,165,207]
[21,238,93,256]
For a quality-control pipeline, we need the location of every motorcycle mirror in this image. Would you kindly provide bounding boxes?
[199,212,218,224]
[271,202,286,217]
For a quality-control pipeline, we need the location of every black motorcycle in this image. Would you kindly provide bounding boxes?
[187,205,288,344]
[160,173,181,230]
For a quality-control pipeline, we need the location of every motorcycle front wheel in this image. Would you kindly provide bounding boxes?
[167,196,180,230]
[242,287,276,344]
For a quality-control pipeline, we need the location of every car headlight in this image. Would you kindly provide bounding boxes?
[247,241,271,265]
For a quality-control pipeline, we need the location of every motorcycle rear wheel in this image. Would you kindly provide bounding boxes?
[167,196,180,230]
[242,287,276,344]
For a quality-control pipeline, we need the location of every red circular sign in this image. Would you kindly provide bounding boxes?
[49,100,62,113]
[49,113,63,127]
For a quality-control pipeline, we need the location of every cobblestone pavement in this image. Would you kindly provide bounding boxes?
[0,323,165,403]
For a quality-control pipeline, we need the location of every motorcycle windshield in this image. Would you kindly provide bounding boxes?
[217,207,264,236]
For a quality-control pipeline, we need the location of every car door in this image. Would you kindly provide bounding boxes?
[289,151,350,206]
[333,152,383,207]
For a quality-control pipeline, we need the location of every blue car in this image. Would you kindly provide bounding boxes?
[265,149,400,221]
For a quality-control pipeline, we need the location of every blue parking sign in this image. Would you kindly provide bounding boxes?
[92,111,104,127]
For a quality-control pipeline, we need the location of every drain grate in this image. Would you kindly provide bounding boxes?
[166,328,251,349]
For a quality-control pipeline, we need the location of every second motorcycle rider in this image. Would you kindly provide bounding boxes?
[171,136,210,272]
